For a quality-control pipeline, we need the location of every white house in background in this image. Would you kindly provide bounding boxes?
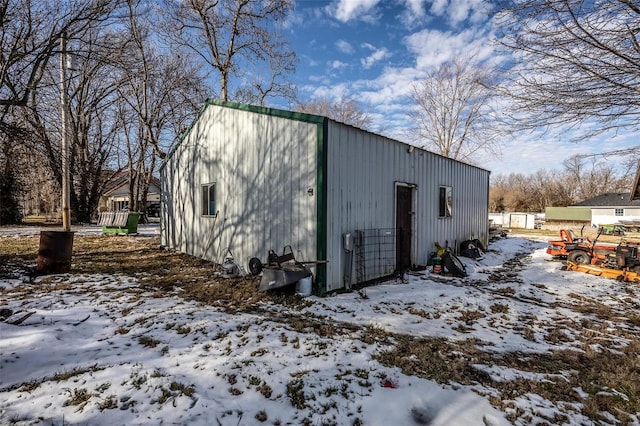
[98,175,161,215]
[570,193,640,227]
[160,100,490,294]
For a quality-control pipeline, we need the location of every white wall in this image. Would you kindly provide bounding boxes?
[592,207,640,226]
[161,103,318,268]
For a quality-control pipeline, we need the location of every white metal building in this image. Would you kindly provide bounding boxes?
[160,100,490,294]
[488,212,537,229]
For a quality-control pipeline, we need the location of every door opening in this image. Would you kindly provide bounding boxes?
[396,185,413,271]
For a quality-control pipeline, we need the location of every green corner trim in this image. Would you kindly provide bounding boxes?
[316,119,328,294]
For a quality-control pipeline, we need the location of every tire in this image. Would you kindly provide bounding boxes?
[248,257,263,276]
[567,250,591,265]
[442,252,466,277]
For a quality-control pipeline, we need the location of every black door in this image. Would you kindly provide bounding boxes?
[396,186,413,270]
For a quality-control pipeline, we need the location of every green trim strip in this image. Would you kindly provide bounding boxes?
[207,99,326,125]
[315,119,328,294]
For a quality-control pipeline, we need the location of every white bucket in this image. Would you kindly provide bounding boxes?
[295,276,312,296]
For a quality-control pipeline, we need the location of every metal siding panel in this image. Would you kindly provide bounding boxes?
[162,105,317,273]
[324,122,489,291]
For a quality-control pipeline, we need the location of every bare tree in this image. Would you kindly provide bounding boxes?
[489,154,633,212]
[562,155,627,202]
[114,0,207,214]
[24,21,125,223]
[0,0,118,108]
[295,97,374,129]
[408,56,503,162]
[495,0,640,135]
[163,0,296,103]
[0,0,120,221]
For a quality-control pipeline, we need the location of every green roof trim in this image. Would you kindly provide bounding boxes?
[207,99,326,125]
[545,207,591,221]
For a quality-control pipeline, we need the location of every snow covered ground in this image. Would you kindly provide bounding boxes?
[1,226,638,425]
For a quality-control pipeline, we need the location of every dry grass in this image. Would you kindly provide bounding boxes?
[376,332,640,424]
[0,234,311,313]
[3,231,640,423]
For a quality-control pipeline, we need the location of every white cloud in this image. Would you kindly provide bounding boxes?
[361,42,375,51]
[303,82,352,100]
[330,60,348,70]
[398,0,427,27]
[403,28,494,71]
[405,0,426,16]
[429,0,448,16]
[335,39,354,54]
[361,47,391,69]
[359,66,423,104]
[449,0,471,23]
[332,0,381,22]
[426,0,489,25]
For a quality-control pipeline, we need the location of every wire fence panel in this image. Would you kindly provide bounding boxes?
[355,228,397,284]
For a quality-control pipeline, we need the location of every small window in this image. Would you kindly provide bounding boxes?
[614,208,624,216]
[439,186,452,218]
[201,183,216,216]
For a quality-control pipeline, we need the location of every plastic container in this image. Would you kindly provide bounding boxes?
[295,276,312,296]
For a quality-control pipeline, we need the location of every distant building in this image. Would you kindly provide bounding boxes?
[98,174,161,215]
[488,212,538,229]
[571,193,640,227]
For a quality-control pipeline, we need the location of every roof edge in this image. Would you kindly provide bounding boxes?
[206,99,326,125]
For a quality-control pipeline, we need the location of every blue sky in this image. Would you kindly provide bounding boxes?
[277,0,637,176]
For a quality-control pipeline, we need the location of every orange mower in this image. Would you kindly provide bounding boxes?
[546,228,616,263]
[552,228,640,282]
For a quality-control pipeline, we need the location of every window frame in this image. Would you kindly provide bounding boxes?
[201,182,217,217]
[438,186,452,218]
[614,208,624,216]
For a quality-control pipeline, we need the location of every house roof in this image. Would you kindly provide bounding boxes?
[572,192,640,207]
[103,172,161,197]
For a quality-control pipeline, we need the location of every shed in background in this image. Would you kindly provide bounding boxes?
[488,212,538,229]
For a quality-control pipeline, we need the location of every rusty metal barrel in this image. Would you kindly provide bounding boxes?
[36,231,75,274]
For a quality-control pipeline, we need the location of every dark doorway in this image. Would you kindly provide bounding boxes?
[396,185,413,271]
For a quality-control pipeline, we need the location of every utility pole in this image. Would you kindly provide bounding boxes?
[60,32,71,231]
[35,31,75,275]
